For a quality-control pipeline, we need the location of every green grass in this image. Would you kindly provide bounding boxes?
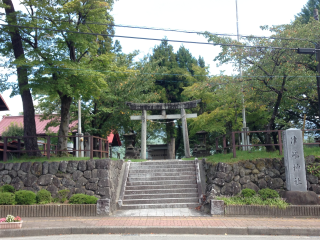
[4,155,148,164]
[5,156,101,163]
[183,146,320,164]
[216,195,289,209]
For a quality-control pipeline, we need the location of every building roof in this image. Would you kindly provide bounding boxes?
[0,95,9,111]
[0,115,78,136]
[107,132,122,147]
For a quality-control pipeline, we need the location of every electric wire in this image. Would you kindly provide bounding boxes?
[0,13,312,42]
[0,23,308,51]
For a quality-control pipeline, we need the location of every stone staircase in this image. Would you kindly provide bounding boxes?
[119,160,201,209]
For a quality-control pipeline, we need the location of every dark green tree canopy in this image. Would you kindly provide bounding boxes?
[295,0,320,23]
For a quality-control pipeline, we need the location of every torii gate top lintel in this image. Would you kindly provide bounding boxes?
[126,99,201,111]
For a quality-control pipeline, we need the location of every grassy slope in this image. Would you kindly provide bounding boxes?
[183,147,320,164]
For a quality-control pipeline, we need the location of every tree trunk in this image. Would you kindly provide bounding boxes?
[265,90,283,152]
[4,0,40,156]
[57,94,72,156]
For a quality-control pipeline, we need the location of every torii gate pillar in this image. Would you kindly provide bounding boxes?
[181,108,191,158]
[127,100,201,160]
[141,110,147,159]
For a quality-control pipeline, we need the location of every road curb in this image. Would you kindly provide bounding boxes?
[1,226,320,237]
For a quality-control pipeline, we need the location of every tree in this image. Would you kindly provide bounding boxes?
[295,0,320,23]
[4,0,124,156]
[147,40,209,157]
[1,0,40,156]
[201,24,317,151]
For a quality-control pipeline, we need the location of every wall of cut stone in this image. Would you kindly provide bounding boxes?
[203,155,320,196]
[0,159,124,208]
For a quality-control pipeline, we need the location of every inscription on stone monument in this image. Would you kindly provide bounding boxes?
[282,129,307,191]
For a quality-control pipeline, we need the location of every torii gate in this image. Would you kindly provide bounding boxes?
[126,100,201,159]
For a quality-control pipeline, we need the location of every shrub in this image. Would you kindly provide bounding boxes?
[57,189,70,203]
[69,194,98,204]
[0,192,15,205]
[258,188,279,200]
[15,190,36,205]
[241,188,256,198]
[2,122,24,137]
[36,189,52,204]
[1,184,15,193]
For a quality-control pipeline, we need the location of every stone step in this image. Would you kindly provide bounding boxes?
[128,176,196,182]
[126,179,197,186]
[123,197,199,205]
[129,164,195,170]
[132,160,194,165]
[125,184,197,191]
[125,188,198,195]
[124,193,198,200]
[121,203,199,210]
[129,167,196,173]
[128,171,196,177]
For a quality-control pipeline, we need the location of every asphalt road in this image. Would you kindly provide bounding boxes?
[4,235,320,240]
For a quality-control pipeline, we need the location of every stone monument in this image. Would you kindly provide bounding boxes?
[282,128,319,205]
[282,128,307,192]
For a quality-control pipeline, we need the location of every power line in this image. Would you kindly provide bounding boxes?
[0,23,306,51]
[11,63,320,79]
[0,14,312,42]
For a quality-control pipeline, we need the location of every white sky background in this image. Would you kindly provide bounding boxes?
[0,0,308,118]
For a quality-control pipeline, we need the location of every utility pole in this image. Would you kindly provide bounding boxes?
[235,0,250,150]
[314,9,320,119]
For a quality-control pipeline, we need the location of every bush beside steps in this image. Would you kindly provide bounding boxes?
[0,184,98,205]
[217,188,289,209]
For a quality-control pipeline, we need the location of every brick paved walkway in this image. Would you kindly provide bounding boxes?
[22,216,320,229]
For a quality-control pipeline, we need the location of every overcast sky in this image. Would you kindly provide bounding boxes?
[0,0,308,117]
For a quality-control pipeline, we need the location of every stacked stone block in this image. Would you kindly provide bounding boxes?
[0,159,124,201]
[204,156,320,196]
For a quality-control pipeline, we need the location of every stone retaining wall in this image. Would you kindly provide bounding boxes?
[0,159,124,212]
[203,155,320,196]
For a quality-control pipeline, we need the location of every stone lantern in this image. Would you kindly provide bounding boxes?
[193,131,210,157]
[123,133,140,159]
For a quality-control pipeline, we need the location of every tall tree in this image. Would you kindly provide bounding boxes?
[7,0,120,155]
[295,0,320,23]
[1,0,40,156]
[202,24,317,151]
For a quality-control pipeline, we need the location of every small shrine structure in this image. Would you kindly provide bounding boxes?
[126,100,201,159]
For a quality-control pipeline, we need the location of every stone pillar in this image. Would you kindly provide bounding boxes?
[141,110,147,159]
[181,108,191,158]
[76,133,84,158]
[282,128,307,192]
[242,127,251,151]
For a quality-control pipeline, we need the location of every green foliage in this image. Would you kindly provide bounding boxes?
[57,189,70,203]
[68,194,98,204]
[0,184,15,193]
[0,192,15,205]
[217,195,288,209]
[295,0,320,24]
[258,188,279,200]
[241,188,256,198]
[2,122,24,138]
[36,189,52,204]
[15,190,36,205]
[307,164,320,177]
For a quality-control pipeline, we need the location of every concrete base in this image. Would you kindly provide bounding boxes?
[97,199,110,215]
[280,191,320,205]
[211,200,224,215]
